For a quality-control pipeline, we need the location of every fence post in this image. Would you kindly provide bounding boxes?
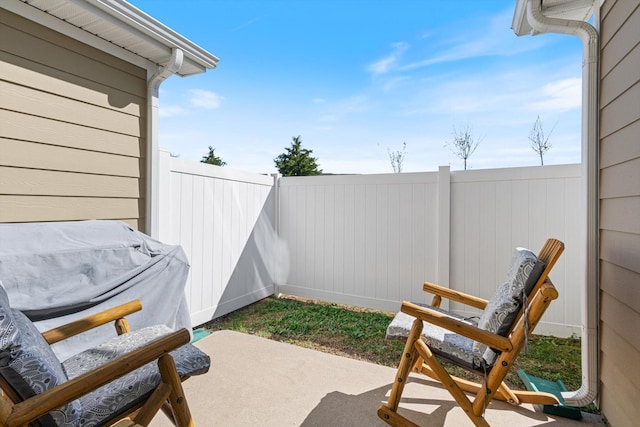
[271,173,282,296]
[437,166,451,308]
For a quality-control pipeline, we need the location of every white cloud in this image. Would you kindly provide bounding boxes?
[154,5,583,176]
[188,89,224,109]
[313,94,372,126]
[527,77,582,112]
[367,42,409,75]
[159,105,189,117]
[400,9,545,71]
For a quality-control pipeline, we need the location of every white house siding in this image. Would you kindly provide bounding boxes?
[0,10,147,230]
[598,1,640,425]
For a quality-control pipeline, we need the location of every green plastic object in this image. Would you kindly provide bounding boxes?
[191,328,210,343]
[517,369,582,420]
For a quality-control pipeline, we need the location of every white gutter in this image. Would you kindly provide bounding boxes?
[525,0,599,408]
[82,0,219,74]
[146,48,183,238]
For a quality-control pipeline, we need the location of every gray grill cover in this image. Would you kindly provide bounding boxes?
[0,220,191,361]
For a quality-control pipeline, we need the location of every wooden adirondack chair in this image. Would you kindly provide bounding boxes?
[378,238,565,427]
[0,291,210,427]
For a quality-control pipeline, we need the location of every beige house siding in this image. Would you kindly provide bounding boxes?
[599,1,640,425]
[0,10,147,231]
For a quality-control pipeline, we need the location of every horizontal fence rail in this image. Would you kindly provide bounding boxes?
[159,153,584,337]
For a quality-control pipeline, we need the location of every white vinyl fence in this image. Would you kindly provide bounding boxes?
[278,165,584,337]
[159,152,584,337]
[158,152,281,326]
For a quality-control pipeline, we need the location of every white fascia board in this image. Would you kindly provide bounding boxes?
[85,0,219,73]
[3,0,154,70]
[512,0,532,36]
[5,0,218,76]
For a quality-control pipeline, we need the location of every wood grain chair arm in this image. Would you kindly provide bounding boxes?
[423,282,488,310]
[42,300,143,344]
[5,328,190,427]
[401,301,513,353]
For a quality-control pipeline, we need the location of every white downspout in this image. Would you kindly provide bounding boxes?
[525,0,599,408]
[146,48,183,238]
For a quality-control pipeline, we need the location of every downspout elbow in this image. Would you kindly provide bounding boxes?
[149,48,184,96]
[526,0,598,59]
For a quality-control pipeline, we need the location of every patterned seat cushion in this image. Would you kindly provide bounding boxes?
[0,284,81,427]
[386,304,480,369]
[386,247,545,370]
[472,282,519,366]
[63,325,210,427]
[0,283,210,427]
[473,247,545,366]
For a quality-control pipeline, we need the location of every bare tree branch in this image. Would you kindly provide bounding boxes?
[387,142,407,173]
[446,124,483,170]
[528,115,556,166]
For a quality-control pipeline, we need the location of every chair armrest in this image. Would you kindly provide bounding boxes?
[42,300,143,345]
[401,301,513,352]
[5,328,190,427]
[423,281,488,310]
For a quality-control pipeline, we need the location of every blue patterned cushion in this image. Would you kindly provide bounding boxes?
[0,285,81,427]
[63,325,210,427]
[386,304,480,369]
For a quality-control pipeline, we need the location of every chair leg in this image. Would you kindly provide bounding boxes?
[377,406,421,427]
[158,355,194,427]
[417,364,518,404]
[497,381,519,405]
[388,319,424,411]
[411,355,424,373]
[160,403,176,425]
[413,339,490,427]
[133,382,173,426]
[378,319,423,425]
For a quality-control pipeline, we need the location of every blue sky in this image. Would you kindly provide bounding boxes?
[130,0,584,174]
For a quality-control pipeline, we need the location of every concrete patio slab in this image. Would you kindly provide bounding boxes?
[150,330,606,427]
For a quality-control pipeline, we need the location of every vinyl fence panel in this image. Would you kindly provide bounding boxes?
[159,152,278,326]
[278,165,583,337]
[158,154,583,337]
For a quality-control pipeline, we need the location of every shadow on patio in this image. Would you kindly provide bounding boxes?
[150,331,605,427]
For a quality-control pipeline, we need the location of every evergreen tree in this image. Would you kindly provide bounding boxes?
[274,136,322,176]
[201,146,227,166]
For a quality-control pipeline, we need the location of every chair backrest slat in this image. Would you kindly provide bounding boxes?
[529,238,564,301]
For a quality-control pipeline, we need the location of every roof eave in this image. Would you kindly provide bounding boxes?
[87,0,219,75]
[9,0,218,76]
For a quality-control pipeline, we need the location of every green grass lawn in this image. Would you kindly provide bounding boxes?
[203,294,584,393]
